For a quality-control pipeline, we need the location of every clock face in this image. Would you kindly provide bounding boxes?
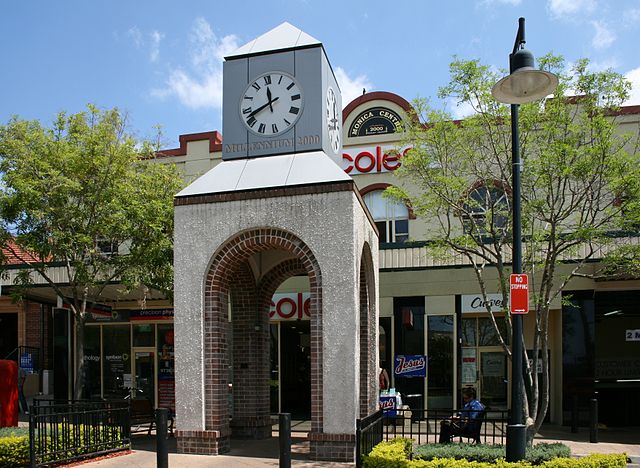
[326,86,341,153]
[240,71,304,137]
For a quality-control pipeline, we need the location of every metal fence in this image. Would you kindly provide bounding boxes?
[356,407,509,466]
[355,409,384,468]
[29,400,130,467]
[381,408,509,446]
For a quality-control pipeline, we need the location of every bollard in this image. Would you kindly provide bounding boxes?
[156,408,169,468]
[279,413,291,468]
[589,398,598,443]
[571,395,579,433]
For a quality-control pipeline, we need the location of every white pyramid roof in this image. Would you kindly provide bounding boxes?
[176,151,351,198]
[226,22,321,59]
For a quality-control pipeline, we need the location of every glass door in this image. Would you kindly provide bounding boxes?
[479,350,508,410]
[132,348,156,405]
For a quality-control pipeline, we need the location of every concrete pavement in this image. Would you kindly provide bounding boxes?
[73,425,639,467]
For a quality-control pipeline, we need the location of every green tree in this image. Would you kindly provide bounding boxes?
[0,105,183,399]
[388,56,640,441]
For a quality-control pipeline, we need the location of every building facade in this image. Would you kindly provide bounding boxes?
[2,90,639,428]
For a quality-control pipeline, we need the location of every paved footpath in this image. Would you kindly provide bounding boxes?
[75,427,640,467]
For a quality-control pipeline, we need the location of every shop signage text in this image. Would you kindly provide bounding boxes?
[341,145,410,175]
[270,292,310,321]
[394,354,426,378]
[348,107,403,137]
[461,294,505,314]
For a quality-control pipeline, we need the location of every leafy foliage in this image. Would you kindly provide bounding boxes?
[389,55,640,439]
[364,438,625,468]
[0,105,183,396]
[0,434,29,467]
[414,442,570,464]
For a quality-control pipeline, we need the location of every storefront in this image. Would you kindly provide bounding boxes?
[81,309,175,413]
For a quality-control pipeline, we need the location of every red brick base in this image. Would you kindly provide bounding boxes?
[175,430,230,455]
[308,432,356,462]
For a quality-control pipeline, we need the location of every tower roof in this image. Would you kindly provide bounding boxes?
[176,151,351,198]
[225,22,321,59]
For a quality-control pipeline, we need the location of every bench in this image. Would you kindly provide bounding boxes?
[455,410,485,444]
[129,399,174,436]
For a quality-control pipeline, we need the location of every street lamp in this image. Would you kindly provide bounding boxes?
[491,17,558,462]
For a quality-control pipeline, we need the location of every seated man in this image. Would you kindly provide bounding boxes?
[438,387,485,444]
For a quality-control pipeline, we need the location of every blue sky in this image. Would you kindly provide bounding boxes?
[2,0,639,148]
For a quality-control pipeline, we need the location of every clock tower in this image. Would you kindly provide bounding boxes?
[173,23,378,463]
[222,22,342,160]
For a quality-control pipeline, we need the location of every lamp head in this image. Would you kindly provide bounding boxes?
[492,48,559,104]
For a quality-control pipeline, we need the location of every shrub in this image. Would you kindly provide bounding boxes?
[363,438,414,468]
[0,427,29,438]
[540,454,627,468]
[367,438,625,468]
[414,443,571,465]
[0,434,29,467]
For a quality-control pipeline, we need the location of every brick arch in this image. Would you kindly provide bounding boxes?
[203,228,323,445]
[257,257,307,315]
[359,242,378,417]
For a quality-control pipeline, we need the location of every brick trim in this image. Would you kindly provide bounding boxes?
[203,228,324,439]
[174,181,354,206]
[359,243,378,418]
[157,131,222,157]
[343,91,414,123]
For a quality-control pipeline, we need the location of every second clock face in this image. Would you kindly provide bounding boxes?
[240,71,304,137]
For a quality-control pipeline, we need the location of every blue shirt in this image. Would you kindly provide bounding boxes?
[459,399,484,420]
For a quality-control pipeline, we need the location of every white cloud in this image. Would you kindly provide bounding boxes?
[448,98,477,120]
[334,67,374,108]
[587,57,619,72]
[127,27,143,49]
[624,67,640,105]
[591,21,615,50]
[149,30,164,63]
[548,0,596,18]
[151,18,239,110]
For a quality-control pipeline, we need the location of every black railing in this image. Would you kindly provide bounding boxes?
[381,408,509,446]
[356,407,509,466]
[355,409,384,468]
[29,400,130,467]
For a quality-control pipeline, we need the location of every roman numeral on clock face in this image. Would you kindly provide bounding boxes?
[247,116,257,127]
[251,82,261,91]
[291,94,300,101]
[289,106,299,115]
[242,107,252,115]
[258,123,266,134]
[263,75,272,85]
[272,124,278,133]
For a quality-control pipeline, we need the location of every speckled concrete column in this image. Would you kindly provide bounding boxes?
[173,183,379,461]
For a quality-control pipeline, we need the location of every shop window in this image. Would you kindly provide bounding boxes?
[102,325,131,399]
[427,315,454,409]
[478,317,510,346]
[133,323,155,347]
[461,182,510,239]
[461,318,477,347]
[82,326,101,399]
[157,324,175,413]
[363,190,409,243]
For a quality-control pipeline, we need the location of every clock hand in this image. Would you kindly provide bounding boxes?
[247,96,280,119]
[267,87,274,113]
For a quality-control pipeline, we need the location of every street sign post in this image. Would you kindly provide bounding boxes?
[510,274,529,314]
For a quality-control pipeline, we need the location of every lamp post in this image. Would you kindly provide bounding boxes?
[491,17,558,462]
